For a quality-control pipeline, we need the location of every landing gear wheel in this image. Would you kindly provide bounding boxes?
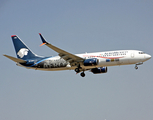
[80,72,85,77]
[135,66,138,69]
[75,68,80,73]
[135,62,143,70]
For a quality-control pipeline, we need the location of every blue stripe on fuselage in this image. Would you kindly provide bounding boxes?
[30,56,54,67]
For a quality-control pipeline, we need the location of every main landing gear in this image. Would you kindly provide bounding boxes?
[80,72,85,77]
[75,64,85,77]
[135,62,143,70]
[75,68,80,73]
[75,68,86,77]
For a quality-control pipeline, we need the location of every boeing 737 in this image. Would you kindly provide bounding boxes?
[3,33,151,77]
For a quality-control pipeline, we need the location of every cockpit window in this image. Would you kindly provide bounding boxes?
[139,52,145,54]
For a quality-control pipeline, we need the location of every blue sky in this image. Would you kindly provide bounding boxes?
[0,0,153,120]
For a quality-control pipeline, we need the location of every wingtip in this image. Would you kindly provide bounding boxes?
[39,33,41,35]
[11,35,16,37]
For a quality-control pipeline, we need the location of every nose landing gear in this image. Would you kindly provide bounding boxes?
[135,65,138,69]
[135,62,143,70]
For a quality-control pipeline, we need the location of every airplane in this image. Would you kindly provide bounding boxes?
[3,33,151,77]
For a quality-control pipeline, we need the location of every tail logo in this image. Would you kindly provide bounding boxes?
[17,48,29,58]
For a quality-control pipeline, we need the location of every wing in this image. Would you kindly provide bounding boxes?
[39,33,84,65]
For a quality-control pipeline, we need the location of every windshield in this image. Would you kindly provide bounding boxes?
[139,51,145,54]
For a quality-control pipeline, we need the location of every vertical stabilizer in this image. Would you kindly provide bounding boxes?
[11,35,40,60]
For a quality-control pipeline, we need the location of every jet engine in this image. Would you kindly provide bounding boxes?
[84,58,98,66]
[91,67,107,74]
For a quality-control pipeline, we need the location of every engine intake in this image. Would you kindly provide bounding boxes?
[91,67,107,74]
[84,58,98,66]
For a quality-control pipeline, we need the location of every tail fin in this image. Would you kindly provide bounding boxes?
[11,35,39,60]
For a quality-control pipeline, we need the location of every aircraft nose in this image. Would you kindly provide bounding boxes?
[145,54,151,60]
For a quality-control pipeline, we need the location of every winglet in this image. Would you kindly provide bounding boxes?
[39,33,48,46]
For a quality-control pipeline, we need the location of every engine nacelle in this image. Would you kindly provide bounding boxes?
[84,58,98,66]
[91,67,107,74]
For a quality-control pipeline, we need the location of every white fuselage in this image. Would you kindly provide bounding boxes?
[22,50,151,71]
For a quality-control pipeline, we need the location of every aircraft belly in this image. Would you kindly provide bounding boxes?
[35,67,70,71]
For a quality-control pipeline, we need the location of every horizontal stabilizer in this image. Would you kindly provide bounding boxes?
[3,54,27,63]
